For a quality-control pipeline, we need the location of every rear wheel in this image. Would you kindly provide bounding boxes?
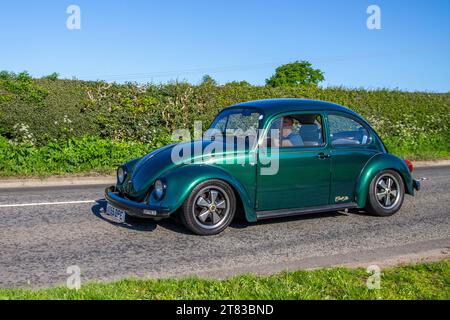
[365,170,404,216]
[180,180,236,235]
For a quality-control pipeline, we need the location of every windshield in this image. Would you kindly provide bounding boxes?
[206,108,262,148]
[209,108,262,132]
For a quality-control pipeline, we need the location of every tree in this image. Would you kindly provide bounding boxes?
[266,61,324,87]
[200,74,217,86]
[42,72,60,81]
[225,80,251,87]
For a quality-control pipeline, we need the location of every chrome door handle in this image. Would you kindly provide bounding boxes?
[317,152,331,159]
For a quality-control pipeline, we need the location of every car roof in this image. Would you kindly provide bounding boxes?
[223,98,361,119]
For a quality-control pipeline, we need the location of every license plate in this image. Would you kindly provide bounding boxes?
[105,203,126,223]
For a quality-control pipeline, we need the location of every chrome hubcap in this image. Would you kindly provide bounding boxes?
[193,187,229,229]
[375,174,401,209]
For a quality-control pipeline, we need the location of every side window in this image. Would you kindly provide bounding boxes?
[267,114,324,148]
[328,114,372,146]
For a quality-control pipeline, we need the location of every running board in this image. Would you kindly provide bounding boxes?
[256,203,358,220]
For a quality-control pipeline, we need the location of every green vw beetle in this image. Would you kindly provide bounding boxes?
[104,99,421,235]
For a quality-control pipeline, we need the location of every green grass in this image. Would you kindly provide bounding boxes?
[1,260,449,300]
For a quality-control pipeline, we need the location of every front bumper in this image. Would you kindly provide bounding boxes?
[413,179,421,191]
[104,186,171,219]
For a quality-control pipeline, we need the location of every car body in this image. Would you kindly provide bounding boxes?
[104,98,421,235]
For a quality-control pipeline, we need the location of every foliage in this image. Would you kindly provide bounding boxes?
[1,260,449,300]
[266,61,325,87]
[0,136,156,176]
[226,80,251,87]
[0,71,449,176]
[42,72,59,81]
[200,74,217,86]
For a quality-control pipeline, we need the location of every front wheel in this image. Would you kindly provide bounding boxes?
[365,170,405,216]
[180,180,236,235]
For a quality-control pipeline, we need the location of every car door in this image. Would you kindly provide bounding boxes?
[256,112,331,212]
[327,112,380,204]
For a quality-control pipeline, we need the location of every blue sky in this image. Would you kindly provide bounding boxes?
[0,0,449,92]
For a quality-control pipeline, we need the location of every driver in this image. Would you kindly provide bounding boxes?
[281,116,303,147]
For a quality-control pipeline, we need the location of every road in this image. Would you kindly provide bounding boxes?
[0,166,449,288]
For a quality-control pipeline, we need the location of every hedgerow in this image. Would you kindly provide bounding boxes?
[0,71,449,175]
[0,136,153,176]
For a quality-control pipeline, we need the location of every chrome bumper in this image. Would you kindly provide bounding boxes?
[104,186,170,219]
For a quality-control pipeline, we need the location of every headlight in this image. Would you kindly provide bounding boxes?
[154,179,165,200]
[117,167,126,184]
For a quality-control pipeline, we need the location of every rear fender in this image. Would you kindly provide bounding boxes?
[356,153,414,208]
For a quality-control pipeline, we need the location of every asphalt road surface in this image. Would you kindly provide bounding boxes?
[0,166,449,288]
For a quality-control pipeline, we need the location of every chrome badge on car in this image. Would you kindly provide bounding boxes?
[335,196,349,202]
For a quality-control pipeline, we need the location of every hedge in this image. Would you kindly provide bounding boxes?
[0,71,449,175]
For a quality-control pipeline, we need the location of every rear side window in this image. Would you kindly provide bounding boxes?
[328,114,372,146]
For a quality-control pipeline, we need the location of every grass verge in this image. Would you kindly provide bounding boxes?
[1,260,449,300]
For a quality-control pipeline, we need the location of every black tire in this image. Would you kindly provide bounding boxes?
[180,179,236,236]
[365,170,405,217]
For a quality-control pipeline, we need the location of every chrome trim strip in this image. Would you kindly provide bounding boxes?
[256,203,358,220]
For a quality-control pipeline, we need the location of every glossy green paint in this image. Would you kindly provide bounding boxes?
[355,152,415,208]
[256,111,331,210]
[329,148,378,204]
[157,159,258,222]
[118,141,259,222]
[117,144,179,201]
[326,113,375,205]
[113,99,415,222]
[257,146,331,210]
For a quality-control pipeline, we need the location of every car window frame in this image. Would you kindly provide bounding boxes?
[260,111,328,151]
[213,108,263,129]
[326,111,375,148]
[208,107,265,148]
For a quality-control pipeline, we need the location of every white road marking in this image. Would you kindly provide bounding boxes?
[0,200,96,208]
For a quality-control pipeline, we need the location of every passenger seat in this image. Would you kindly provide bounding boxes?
[299,124,322,146]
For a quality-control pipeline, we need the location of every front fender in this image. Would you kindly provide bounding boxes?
[356,153,414,208]
[156,164,257,222]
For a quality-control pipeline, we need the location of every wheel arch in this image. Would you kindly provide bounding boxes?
[355,153,414,208]
[159,164,257,222]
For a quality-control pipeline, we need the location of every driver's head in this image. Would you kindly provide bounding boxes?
[283,116,294,128]
[282,116,294,137]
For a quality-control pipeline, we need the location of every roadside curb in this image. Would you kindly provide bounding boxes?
[413,159,450,168]
[0,160,449,189]
[0,176,115,189]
